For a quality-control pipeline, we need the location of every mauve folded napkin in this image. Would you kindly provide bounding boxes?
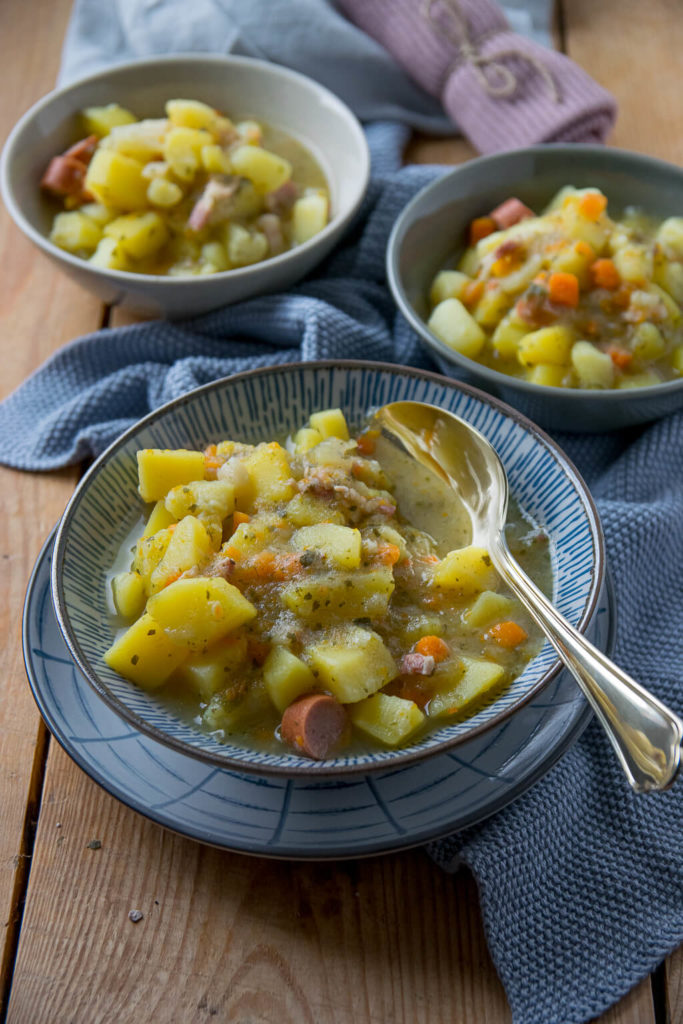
[338,0,617,151]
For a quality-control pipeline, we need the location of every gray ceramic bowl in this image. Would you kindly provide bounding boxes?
[1,55,369,318]
[387,145,683,432]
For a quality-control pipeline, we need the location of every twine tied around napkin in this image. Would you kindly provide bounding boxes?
[338,0,617,151]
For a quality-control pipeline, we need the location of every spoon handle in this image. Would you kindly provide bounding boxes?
[491,534,683,793]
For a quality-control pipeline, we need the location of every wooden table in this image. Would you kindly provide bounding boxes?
[1,1,682,1020]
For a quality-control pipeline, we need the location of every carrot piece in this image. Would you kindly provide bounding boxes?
[607,346,633,369]
[574,240,595,260]
[271,554,303,580]
[578,192,608,220]
[232,510,251,530]
[462,279,485,308]
[590,259,621,291]
[356,430,379,456]
[222,544,241,561]
[377,543,401,566]
[548,272,580,307]
[486,621,529,648]
[468,216,496,246]
[414,635,450,662]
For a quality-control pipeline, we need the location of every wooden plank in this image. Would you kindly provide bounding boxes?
[665,949,683,1023]
[9,743,510,1023]
[0,0,105,1011]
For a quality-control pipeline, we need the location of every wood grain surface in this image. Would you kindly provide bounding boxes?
[0,0,679,1021]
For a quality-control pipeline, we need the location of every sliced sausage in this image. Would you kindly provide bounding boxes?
[281,693,348,760]
[64,134,99,165]
[489,198,534,230]
[40,155,89,199]
[400,652,436,676]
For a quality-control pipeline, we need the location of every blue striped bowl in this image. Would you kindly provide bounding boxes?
[51,361,604,777]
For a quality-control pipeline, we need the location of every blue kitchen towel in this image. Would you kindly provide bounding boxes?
[3,116,683,1024]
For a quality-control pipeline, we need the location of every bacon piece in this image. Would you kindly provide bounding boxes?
[187,175,241,232]
[257,213,285,256]
[64,134,99,165]
[489,198,534,230]
[400,653,436,676]
[265,179,299,215]
[40,155,90,199]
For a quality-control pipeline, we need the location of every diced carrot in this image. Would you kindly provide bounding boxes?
[590,258,621,291]
[462,280,484,308]
[247,638,271,665]
[271,554,303,580]
[486,621,528,648]
[575,240,595,259]
[377,543,401,566]
[356,430,379,456]
[204,443,217,456]
[548,272,580,307]
[232,510,251,530]
[578,192,608,220]
[222,545,241,561]
[468,216,496,246]
[607,346,633,369]
[414,635,450,662]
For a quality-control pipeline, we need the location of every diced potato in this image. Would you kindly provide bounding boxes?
[85,149,148,210]
[429,270,470,306]
[284,493,344,527]
[104,611,188,689]
[653,259,683,305]
[473,284,511,328]
[79,202,118,226]
[263,646,316,712]
[491,314,529,359]
[147,177,183,207]
[427,298,486,358]
[497,253,544,295]
[350,693,425,746]
[225,514,281,558]
[103,119,168,162]
[526,363,567,387]
[132,528,173,590]
[146,576,256,650]
[517,325,573,367]
[82,103,137,137]
[656,217,683,261]
[613,245,652,285]
[292,427,323,453]
[235,120,263,145]
[229,180,263,220]
[163,126,213,181]
[176,633,248,701]
[88,237,130,270]
[202,680,271,733]
[200,143,232,174]
[632,322,666,361]
[617,371,662,389]
[292,523,361,569]
[137,448,206,503]
[543,185,581,213]
[464,590,515,628]
[428,657,505,718]
[292,193,329,244]
[458,246,480,277]
[111,571,146,620]
[164,479,234,523]
[395,613,444,646]
[166,99,220,133]
[200,241,229,272]
[649,283,681,324]
[308,627,397,703]
[241,443,295,508]
[142,500,176,537]
[570,341,614,389]
[49,211,102,254]
[309,408,349,441]
[375,524,408,561]
[432,546,497,596]
[672,346,683,374]
[104,212,169,261]
[550,241,594,287]
[281,568,394,621]
[230,145,292,193]
[149,515,214,593]
[225,223,268,267]
[559,195,608,253]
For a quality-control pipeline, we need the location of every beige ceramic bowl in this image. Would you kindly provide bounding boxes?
[1,55,370,318]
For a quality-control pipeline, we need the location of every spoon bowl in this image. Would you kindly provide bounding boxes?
[376,400,683,793]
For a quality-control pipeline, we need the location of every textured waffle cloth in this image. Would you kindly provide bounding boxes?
[2,119,683,1024]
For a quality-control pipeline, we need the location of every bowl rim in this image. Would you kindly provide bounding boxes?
[386,143,683,400]
[51,358,605,777]
[0,52,370,287]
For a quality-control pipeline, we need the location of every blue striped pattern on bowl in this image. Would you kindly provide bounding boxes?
[51,362,603,776]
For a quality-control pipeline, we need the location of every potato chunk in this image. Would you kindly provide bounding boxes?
[50,211,102,254]
[147,576,256,650]
[142,500,176,537]
[570,341,614,389]
[292,523,361,569]
[89,237,130,270]
[463,590,515,628]
[309,408,349,441]
[149,515,214,593]
[284,493,344,527]
[281,568,394,621]
[104,212,169,261]
[292,193,329,244]
[350,693,425,746]
[427,298,486,358]
[230,145,292,193]
[428,657,505,718]
[104,611,187,689]
[111,571,145,620]
[429,270,469,306]
[85,149,148,210]
[517,326,573,367]
[241,443,295,509]
[308,627,397,703]
[82,104,137,137]
[263,646,316,712]
[164,479,234,523]
[166,98,220,133]
[137,448,206,503]
[163,126,213,181]
[432,546,497,596]
[176,633,248,701]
